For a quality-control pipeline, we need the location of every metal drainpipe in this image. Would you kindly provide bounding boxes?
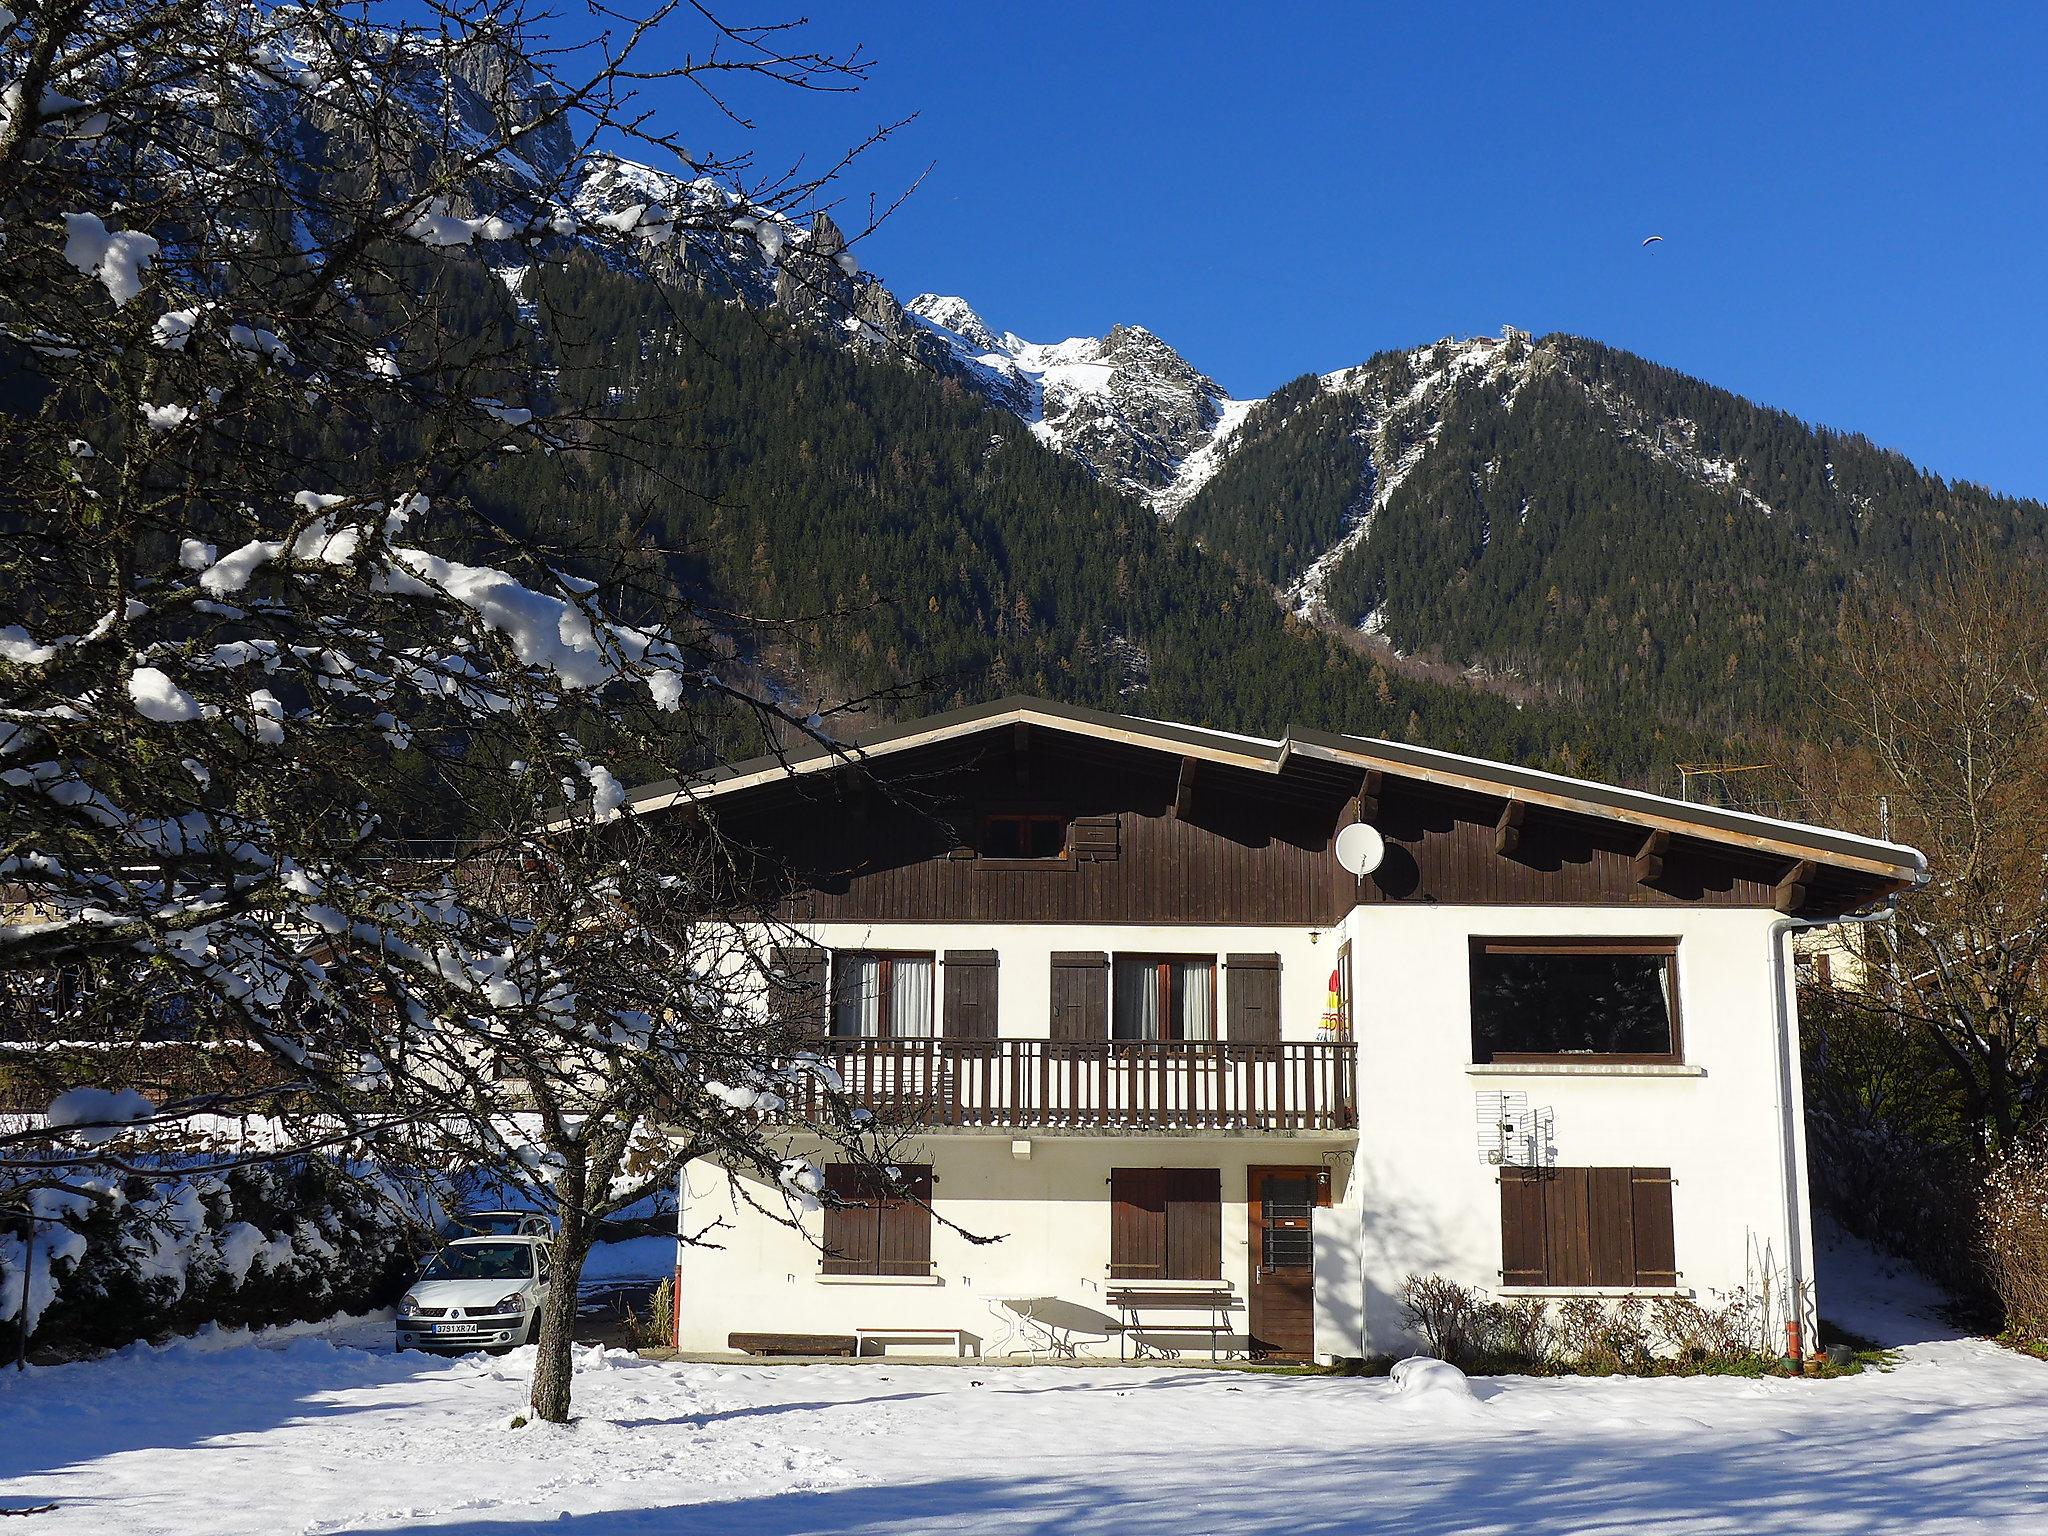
[1768,901,1899,1357]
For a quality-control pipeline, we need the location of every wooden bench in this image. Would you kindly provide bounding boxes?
[728,1331,858,1357]
[1104,1288,1244,1362]
[854,1326,982,1359]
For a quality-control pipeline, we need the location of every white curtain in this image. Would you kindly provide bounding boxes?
[890,957,934,1038]
[1175,962,1215,1042]
[1112,958,1159,1040]
[832,955,880,1038]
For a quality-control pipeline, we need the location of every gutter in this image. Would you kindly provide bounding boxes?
[1766,901,1902,1357]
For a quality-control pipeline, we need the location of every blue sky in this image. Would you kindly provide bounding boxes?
[630,2,2046,499]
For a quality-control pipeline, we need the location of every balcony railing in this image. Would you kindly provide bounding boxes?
[789,1038,1357,1133]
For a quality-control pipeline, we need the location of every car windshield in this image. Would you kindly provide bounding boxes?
[418,1243,532,1282]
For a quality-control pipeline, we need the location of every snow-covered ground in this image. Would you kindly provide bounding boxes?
[2,1223,2043,1533]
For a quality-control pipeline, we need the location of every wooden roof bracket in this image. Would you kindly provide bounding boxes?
[1775,859,1817,914]
[1494,799,1527,857]
[1633,828,1671,883]
[1013,721,1031,791]
[1174,755,1200,820]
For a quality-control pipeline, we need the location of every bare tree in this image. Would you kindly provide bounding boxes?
[1805,549,2048,1155]
[1,0,920,1417]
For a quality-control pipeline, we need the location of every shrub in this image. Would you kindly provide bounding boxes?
[1984,1129,2048,1350]
[1652,1290,1762,1361]
[1399,1274,1485,1366]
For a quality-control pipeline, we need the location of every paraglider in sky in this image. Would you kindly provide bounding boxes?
[1641,234,1665,246]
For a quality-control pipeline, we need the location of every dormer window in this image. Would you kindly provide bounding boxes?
[979,811,1069,860]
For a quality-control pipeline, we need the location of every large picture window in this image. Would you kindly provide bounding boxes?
[1470,939,1680,1063]
[831,952,935,1038]
[1112,957,1216,1042]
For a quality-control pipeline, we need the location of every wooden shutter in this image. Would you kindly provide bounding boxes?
[942,951,999,1040]
[821,1164,878,1275]
[1109,1167,1166,1278]
[877,1165,933,1276]
[1050,951,1108,1041]
[1499,1168,1550,1286]
[770,947,827,1038]
[1164,1168,1222,1280]
[1630,1167,1677,1287]
[1225,954,1281,1043]
[1588,1166,1638,1286]
[1070,814,1121,861]
[1542,1167,1595,1287]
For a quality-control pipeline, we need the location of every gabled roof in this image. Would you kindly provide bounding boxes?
[626,695,1926,888]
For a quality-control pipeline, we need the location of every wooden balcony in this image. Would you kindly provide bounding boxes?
[789,1038,1357,1134]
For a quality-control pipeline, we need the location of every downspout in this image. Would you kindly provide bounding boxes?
[1767,901,1898,1357]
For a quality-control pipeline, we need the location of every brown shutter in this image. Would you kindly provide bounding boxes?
[1225,954,1281,1043]
[821,1164,878,1275]
[1500,1168,1550,1285]
[1109,1167,1166,1278]
[1630,1168,1677,1287]
[1050,951,1108,1041]
[1070,814,1121,860]
[1164,1167,1222,1280]
[877,1165,934,1276]
[770,947,827,1038]
[943,951,999,1040]
[1587,1166,1637,1285]
[1542,1167,1595,1287]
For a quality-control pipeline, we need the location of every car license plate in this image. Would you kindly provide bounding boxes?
[431,1323,481,1336]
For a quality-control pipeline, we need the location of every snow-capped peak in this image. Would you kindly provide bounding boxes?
[905,294,1003,355]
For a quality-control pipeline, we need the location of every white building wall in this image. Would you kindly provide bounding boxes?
[1330,902,1809,1356]
[676,1133,1350,1356]
[679,905,1812,1361]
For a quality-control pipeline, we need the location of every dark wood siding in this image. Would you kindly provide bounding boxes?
[1501,1166,1677,1288]
[1110,1167,1219,1281]
[718,727,1830,923]
[1225,954,1281,1043]
[1050,952,1108,1041]
[823,1164,931,1277]
[942,950,999,1040]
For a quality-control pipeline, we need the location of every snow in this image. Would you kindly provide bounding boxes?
[140,401,190,431]
[60,212,158,306]
[126,666,200,722]
[45,1086,154,1143]
[3,1233,2045,1534]
[1154,394,1259,517]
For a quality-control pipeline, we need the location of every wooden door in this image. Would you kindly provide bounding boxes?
[1247,1165,1329,1358]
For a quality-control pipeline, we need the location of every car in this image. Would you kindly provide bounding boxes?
[441,1208,556,1240]
[395,1234,554,1353]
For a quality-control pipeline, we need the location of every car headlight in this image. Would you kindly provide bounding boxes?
[399,1295,421,1319]
[496,1292,528,1314]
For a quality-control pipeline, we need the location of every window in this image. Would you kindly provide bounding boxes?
[978,811,1070,860]
[1470,939,1680,1063]
[1500,1166,1676,1288]
[822,1164,933,1276]
[1112,957,1216,1042]
[831,952,935,1038]
[1110,1168,1221,1280]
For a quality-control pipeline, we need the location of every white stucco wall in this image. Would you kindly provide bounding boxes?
[680,906,1814,1362]
[1325,902,1811,1357]
[676,1132,1351,1357]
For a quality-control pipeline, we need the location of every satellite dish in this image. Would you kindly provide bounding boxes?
[1334,822,1385,877]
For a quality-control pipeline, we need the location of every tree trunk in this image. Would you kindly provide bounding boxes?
[530,1167,590,1424]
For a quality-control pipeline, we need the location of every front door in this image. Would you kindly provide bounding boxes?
[1247,1165,1330,1358]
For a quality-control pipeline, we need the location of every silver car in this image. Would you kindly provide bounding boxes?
[395,1235,553,1352]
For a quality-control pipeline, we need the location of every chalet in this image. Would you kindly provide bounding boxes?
[637,697,1924,1362]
